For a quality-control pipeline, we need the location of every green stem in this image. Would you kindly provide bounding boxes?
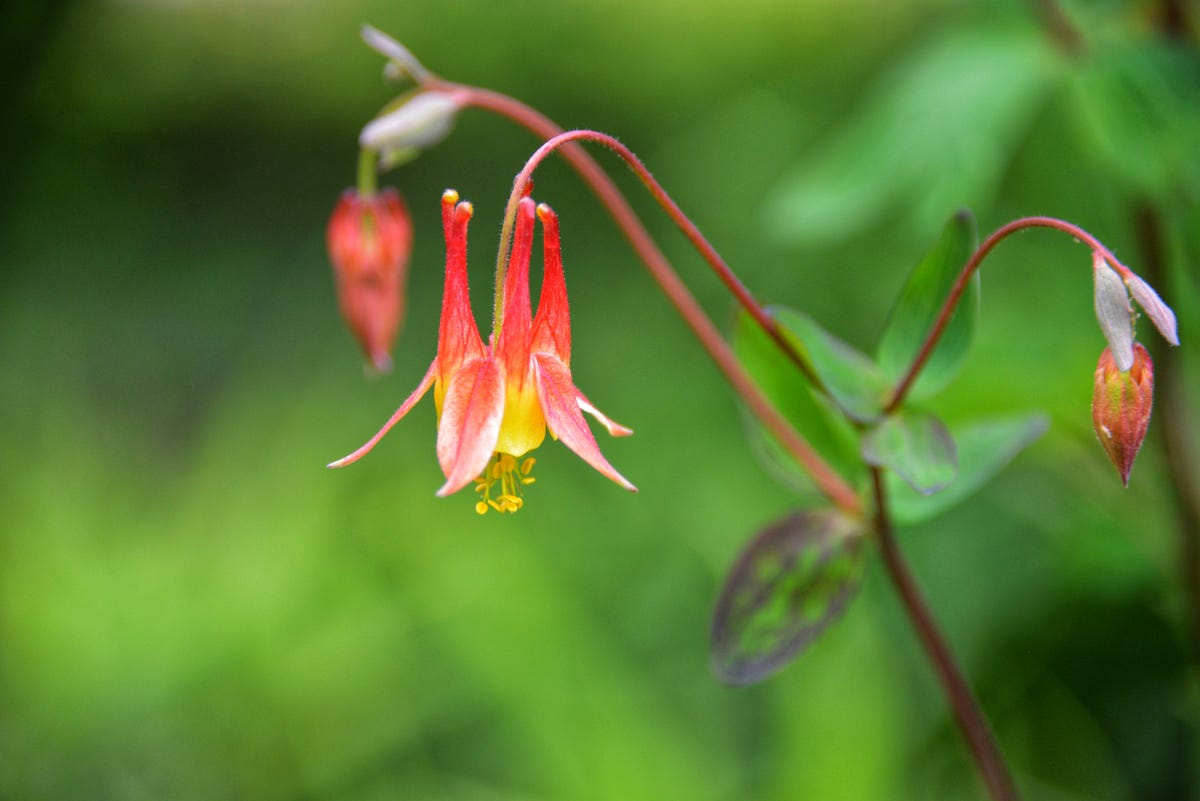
[357,148,378,198]
[872,469,1022,801]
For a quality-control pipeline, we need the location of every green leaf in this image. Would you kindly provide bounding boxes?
[1071,39,1200,201]
[771,307,890,423]
[731,310,862,493]
[876,212,980,401]
[711,510,867,686]
[888,413,1049,524]
[766,27,1058,246]
[861,411,957,495]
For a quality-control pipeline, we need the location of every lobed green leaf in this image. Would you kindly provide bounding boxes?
[862,411,958,496]
[876,212,979,401]
[731,310,863,494]
[887,413,1049,524]
[770,307,890,423]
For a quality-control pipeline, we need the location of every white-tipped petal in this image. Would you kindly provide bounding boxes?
[359,91,459,153]
[360,25,430,82]
[1126,273,1179,346]
[1093,254,1134,371]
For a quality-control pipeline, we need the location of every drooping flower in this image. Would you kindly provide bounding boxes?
[1092,343,1154,486]
[329,190,635,513]
[327,188,413,372]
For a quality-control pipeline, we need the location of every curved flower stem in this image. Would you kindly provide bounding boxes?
[885,216,1131,413]
[872,468,1022,801]
[515,129,860,514]
[429,81,820,390]
[430,83,858,513]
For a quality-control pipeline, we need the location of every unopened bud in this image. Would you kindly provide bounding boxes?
[1092,343,1153,486]
[359,91,461,164]
[327,188,413,372]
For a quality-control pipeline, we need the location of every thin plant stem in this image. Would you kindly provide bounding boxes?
[429,81,821,390]
[356,148,378,198]
[885,216,1131,412]
[871,468,1022,801]
[488,127,860,515]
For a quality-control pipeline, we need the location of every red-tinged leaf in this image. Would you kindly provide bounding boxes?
[711,510,867,686]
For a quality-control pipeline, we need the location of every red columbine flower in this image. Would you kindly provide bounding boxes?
[329,190,636,514]
[327,188,413,372]
[1092,343,1154,487]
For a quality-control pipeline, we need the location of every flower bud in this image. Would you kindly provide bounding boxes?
[359,91,461,168]
[1092,343,1153,486]
[327,188,413,372]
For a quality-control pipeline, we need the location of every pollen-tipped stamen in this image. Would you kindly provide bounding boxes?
[472,453,537,514]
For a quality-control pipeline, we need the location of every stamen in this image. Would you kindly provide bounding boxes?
[471,451,538,515]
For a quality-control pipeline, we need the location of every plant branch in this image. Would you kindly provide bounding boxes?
[885,216,1131,412]
[871,468,1021,801]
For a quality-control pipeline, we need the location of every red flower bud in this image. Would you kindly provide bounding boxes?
[1092,343,1153,486]
[327,188,413,372]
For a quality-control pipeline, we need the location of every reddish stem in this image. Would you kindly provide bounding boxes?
[431,87,859,514]
[872,469,1022,801]
[433,82,820,389]
[885,216,1130,412]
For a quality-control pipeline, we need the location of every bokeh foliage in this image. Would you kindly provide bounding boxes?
[1,0,1198,799]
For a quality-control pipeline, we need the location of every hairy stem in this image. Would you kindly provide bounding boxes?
[432,81,820,389]
[885,216,1131,412]
[872,469,1021,801]
[433,86,859,513]
[518,129,860,514]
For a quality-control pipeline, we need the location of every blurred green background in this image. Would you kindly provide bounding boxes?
[3,0,1199,799]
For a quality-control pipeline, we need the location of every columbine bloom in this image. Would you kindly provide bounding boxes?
[329,190,635,514]
[327,188,413,372]
[1092,343,1154,486]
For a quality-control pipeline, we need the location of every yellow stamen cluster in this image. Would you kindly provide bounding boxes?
[474,453,537,515]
